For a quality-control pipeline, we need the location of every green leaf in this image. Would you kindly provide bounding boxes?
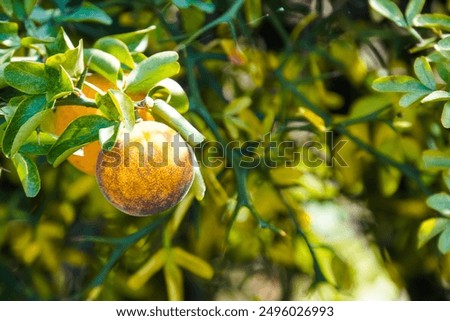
[107,90,135,132]
[12,153,40,197]
[0,21,20,48]
[164,262,184,301]
[152,99,205,146]
[47,115,115,167]
[172,247,214,279]
[423,150,450,169]
[128,248,167,290]
[414,14,450,31]
[438,224,450,254]
[399,91,428,107]
[0,0,13,17]
[20,37,54,48]
[19,132,57,155]
[46,40,84,78]
[436,36,450,51]
[0,63,7,89]
[98,124,119,151]
[94,37,135,70]
[2,95,49,157]
[421,90,450,103]
[45,65,74,101]
[406,0,425,25]
[58,2,112,25]
[417,217,448,248]
[124,51,180,94]
[84,48,121,85]
[414,57,435,90]
[95,93,121,121]
[426,193,450,216]
[442,101,450,129]
[112,26,156,53]
[4,62,50,94]
[148,78,189,114]
[369,0,407,27]
[372,75,430,93]
[45,27,74,56]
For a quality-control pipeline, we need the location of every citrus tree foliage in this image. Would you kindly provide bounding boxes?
[0,0,448,300]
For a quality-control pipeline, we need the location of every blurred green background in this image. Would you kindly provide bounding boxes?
[0,0,449,300]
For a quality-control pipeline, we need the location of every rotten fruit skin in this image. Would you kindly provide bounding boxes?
[96,121,194,216]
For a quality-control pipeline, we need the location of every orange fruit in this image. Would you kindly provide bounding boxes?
[95,121,194,216]
[54,74,152,175]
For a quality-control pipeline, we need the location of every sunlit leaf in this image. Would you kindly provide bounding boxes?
[57,2,112,25]
[399,91,428,107]
[369,0,407,27]
[112,26,156,53]
[417,217,448,248]
[414,14,450,31]
[426,193,450,216]
[2,95,49,157]
[46,40,84,78]
[47,115,115,167]
[442,101,450,129]
[423,150,450,169]
[12,153,40,197]
[94,37,135,69]
[372,75,430,93]
[421,90,450,103]
[148,78,189,114]
[4,62,49,94]
[406,0,425,25]
[84,48,121,86]
[125,51,180,94]
[414,57,435,89]
[107,90,135,132]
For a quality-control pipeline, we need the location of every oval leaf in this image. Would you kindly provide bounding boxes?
[423,150,450,169]
[438,224,450,254]
[414,14,450,31]
[58,2,112,25]
[421,90,450,104]
[2,95,49,157]
[12,153,40,197]
[107,90,135,132]
[4,62,49,94]
[414,57,435,90]
[112,26,156,53]
[426,193,450,216]
[369,0,407,27]
[94,37,135,69]
[372,75,430,93]
[417,217,448,248]
[442,101,450,129]
[47,114,115,167]
[84,48,121,85]
[125,51,180,94]
[406,0,425,25]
